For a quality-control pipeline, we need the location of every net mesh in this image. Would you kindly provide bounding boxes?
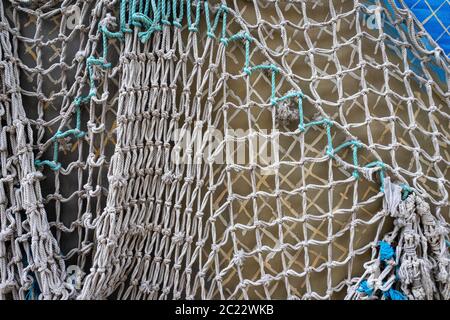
[403,0,450,58]
[0,0,449,300]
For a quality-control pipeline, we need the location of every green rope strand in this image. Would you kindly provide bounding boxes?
[172,0,184,28]
[34,0,413,196]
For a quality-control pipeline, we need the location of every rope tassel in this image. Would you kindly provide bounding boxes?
[347,178,450,300]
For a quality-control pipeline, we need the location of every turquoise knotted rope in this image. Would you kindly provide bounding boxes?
[379,241,395,262]
[34,0,414,197]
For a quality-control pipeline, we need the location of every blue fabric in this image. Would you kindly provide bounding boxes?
[403,0,450,57]
[376,0,448,85]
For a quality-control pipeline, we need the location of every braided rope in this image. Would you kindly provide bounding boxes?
[0,0,448,300]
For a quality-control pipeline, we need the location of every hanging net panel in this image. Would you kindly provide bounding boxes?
[0,0,449,300]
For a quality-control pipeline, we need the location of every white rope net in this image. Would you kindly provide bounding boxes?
[0,0,448,300]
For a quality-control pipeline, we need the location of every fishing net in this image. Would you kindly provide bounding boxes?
[0,0,449,300]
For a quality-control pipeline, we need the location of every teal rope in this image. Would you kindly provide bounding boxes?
[204,1,213,37]
[161,0,171,25]
[204,2,226,38]
[352,143,359,179]
[34,0,417,198]
[187,0,201,32]
[172,0,184,28]
[36,7,122,170]
[211,5,224,34]
[25,279,39,300]
[143,0,150,16]
[332,140,361,179]
[227,32,253,42]
[356,242,407,300]
[100,25,124,39]
[35,106,85,171]
[304,119,328,128]
[358,280,407,300]
[401,183,413,200]
[130,0,139,26]
[120,0,129,32]
[333,140,358,155]
[220,4,227,43]
[244,42,251,74]
[136,0,162,42]
[325,120,333,157]
[22,256,40,300]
